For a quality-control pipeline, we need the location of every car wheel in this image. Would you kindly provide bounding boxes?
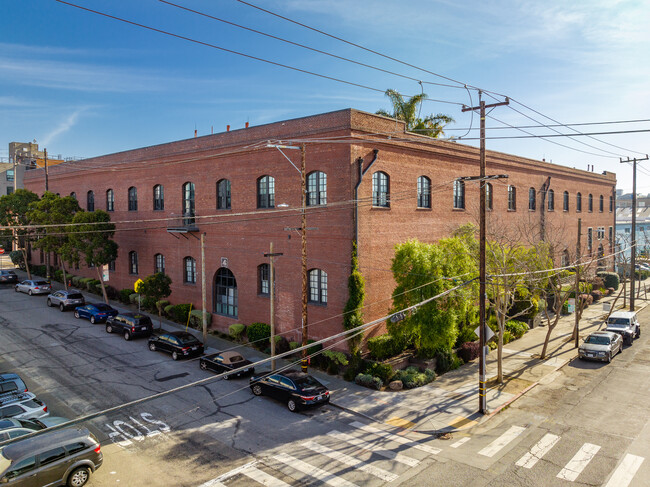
[74,310,80,319]
[67,466,90,487]
[90,316,96,324]
[607,352,612,363]
[59,303,65,312]
[287,399,298,412]
[47,299,52,307]
[636,328,641,338]
[223,373,230,380]
[200,361,207,370]
[14,286,18,292]
[172,351,179,361]
[28,289,33,296]
[252,384,263,396]
[124,331,131,341]
[149,342,157,351]
[106,324,113,334]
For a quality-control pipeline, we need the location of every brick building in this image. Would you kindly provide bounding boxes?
[24,109,617,347]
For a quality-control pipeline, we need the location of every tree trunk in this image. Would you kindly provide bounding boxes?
[61,258,68,291]
[21,248,31,280]
[95,266,109,304]
[540,313,561,359]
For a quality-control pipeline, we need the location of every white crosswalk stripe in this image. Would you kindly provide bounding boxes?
[242,466,291,487]
[557,443,601,482]
[349,421,441,455]
[273,452,359,487]
[198,461,258,487]
[450,437,471,449]
[328,430,420,466]
[515,433,561,469]
[303,440,398,482]
[478,425,526,457]
[603,453,645,487]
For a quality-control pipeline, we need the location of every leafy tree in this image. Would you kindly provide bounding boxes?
[389,238,478,356]
[27,192,81,290]
[68,210,118,303]
[376,89,454,138]
[343,241,365,353]
[0,189,40,279]
[138,273,172,330]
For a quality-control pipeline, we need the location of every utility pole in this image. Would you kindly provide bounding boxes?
[300,144,309,373]
[574,218,581,348]
[265,242,283,371]
[44,148,49,192]
[201,232,207,344]
[462,92,509,415]
[620,155,648,311]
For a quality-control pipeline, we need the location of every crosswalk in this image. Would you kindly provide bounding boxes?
[200,420,646,487]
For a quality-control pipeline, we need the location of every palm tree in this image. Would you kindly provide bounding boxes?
[376,89,454,138]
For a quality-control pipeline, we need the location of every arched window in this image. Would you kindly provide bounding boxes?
[528,187,536,211]
[486,182,493,211]
[182,182,195,225]
[453,180,465,209]
[599,195,604,212]
[129,251,138,275]
[106,189,114,212]
[153,184,164,211]
[508,185,517,211]
[258,263,270,296]
[588,193,593,212]
[372,171,390,207]
[184,256,196,283]
[307,171,327,206]
[547,190,555,211]
[154,254,165,274]
[217,179,231,210]
[214,268,237,317]
[563,191,569,212]
[128,187,137,211]
[86,191,94,211]
[257,175,275,209]
[70,192,76,200]
[576,192,582,212]
[417,176,431,208]
[308,269,328,305]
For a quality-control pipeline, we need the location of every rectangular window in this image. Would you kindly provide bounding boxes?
[6,169,14,181]
[609,227,613,247]
[453,180,465,209]
[6,187,13,195]
[587,228,593,252]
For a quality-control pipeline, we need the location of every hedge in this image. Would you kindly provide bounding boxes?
[435,349,463,374]
[362,361,393,384]
[367,334,405,361]
[164,304,174,316]
[229,324,246,341]
[247,322,270,348]
[457,341,480,363]
[597,271,620,290]
[156,300,170,313]
[119,288,133,304]
[129,293,140,305]
[392,367,435,389]
[505,320,528,339]
[355,373,383,390]
[189,309,211,329]
[167,304,192,324]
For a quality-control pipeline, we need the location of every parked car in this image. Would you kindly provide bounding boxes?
[0,427,102,487]
[73,303,118,324]
[578,331,623,363]
[0,392,48,420]
[250,369,330,412]
[0,374,28,395]
[606,311,640,345]
[0,417,69,442]
[14,280,51,296]
[0,270,18,284]
[148,331,204,360]
[199,351,255,379]
[106,312,154,341]
[47,290,85,311]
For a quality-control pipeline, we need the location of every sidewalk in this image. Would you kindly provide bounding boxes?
[16,268,649,436]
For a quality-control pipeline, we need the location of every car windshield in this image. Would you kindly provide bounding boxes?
[608,318,629,325]
[67,293,83,299]
[294,376,323,391]
[177,335,198,345]
[229,355,245,362]
[585,335,610,345]
[16,419,42,431]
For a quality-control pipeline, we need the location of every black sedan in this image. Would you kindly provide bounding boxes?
[199,351,255,379]
[0,270,18,284]
[148,331,204,360]
[250,369,330,412]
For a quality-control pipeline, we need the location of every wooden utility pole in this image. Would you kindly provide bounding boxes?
[574,218,581,348]
[300,144,309,373]
[201,232,207,344]
[462,92,509,415]
[620,155,648,311]
[265,242,283,371]
[44,148,49,192]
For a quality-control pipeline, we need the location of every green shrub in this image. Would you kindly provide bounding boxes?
[274,336,291,354]
[87,279,101,293]
[509,287,539,322]
[71,276,84,287]
[189,309,211,329]
[561,300,569,315]
[307,339,323,357]
[119,288,133,304]
[164,304,174,316]
[289,341,299,350]
[435,349,462,374]
[142,296,158,313]
[502,330,514,344]
[31,265,46,277]
[105,285,118,300]
[362,362,393,384]
[343,352,366,382]
[79,277,93,289]
[247,322,270,348]
[9,251,24,269]
[456,324,479,348]
[367,334,405,360]
[229,323,246,341]
[156,300,170,313]
[323,350,349,367]
[392,367,435,389]
[457,341,480,363]
[354,373,375,388]
[129,293,140,305]
[168,304,192,324]
[53,270,64,282]
[505,320,528,339]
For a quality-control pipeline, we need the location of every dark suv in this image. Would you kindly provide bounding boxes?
[0,374,27,395]
[105,312,154,341]
[0,427,103,486]
[0,270,18,284]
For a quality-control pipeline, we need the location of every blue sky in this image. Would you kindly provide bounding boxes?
[1,0,649,191]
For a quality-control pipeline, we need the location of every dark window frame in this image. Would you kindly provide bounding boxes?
[257,175,275,209]
[86,190,94,211]
[307,171,327,206]
[258,263,270,296]
[563,191,569,211]
[417,175,431,208]
[184,256,196,284]
[217,179,231,210]
[547,189,555,211]
[308,268,328,305]
[129,251,138,275]
[106,189,114,212]
[153,184,164,211]
[214,268,238,317]
[154,253,165,274]
[372,171,390,208]
[182,182,195,225]
[508,185,517,211]
[128,187,137,211]
[453,180,465,209]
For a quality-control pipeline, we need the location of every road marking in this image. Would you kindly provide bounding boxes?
[386,417,415,429]
[478,425,526,457]
[515,433,560,469]
[327,431,419,466]
[198,460,258,487]
[448,416,478,429]
[273,452,358,487]
[603,453,645,487]
[242,466,291,487]
[557,443,601,481]
[349,421,441,455]
[303,440,398,482]
[450,437,471,449]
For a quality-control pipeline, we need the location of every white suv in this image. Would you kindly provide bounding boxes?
[0,392,49,420]
[606,311,641,345]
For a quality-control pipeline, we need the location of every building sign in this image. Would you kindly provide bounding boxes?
[221,257,228,268]
[134,278,144,292]
[102,264,109,282]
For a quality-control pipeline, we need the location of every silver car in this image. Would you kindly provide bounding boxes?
[0,392,49,420]
[578,331,623,363]
[0,417,69,442]
[47,290,85,311]
[14,280,52,296]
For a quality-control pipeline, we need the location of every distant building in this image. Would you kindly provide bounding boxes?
[616,192,650,209]
[5,142,66,195]
[616,207,650,259]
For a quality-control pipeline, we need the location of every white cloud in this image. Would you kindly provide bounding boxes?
[41,107,88,146]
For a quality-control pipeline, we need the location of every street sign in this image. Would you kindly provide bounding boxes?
[102,264,109,282]
[134,278,144,292]
[474,325,495,342]
[0,249,4,254]
[568,298,575,313]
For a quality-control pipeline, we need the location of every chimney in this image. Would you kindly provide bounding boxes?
[227,125,230,132]
[194,129,197,138]
[245,122,249,128]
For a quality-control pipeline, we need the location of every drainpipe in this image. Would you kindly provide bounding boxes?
[354,149,379,248]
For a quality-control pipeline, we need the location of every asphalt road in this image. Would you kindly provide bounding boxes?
[1,283,648,486]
